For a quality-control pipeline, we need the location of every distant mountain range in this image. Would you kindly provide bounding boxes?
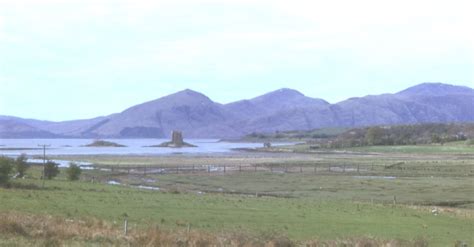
[1,82,473,138]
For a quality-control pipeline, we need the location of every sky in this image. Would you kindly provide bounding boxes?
[0,0,473,121]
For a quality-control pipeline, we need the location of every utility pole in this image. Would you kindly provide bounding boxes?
[38,144,50,188]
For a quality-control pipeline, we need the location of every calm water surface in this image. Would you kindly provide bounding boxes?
[0,139,283,156]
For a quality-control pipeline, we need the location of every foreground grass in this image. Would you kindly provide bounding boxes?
[0,212,434,247]
[0,178,472,246]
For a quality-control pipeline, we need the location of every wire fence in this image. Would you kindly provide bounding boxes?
[93,163,474,177]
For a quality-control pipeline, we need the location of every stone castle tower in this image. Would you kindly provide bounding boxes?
[156,130,196,148]
[171,130,184,146]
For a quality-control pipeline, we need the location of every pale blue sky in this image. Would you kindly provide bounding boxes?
[0,0,472,121]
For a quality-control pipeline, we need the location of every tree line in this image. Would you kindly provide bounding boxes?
[244,123,474,148]
[326,123,474,148]
[0,154,82,187]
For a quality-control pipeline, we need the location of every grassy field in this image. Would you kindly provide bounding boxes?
[273,141,474,154]
[1,176,473,246]
[1,144,473,246]
[346,144,474,154]
[118,173,474,207]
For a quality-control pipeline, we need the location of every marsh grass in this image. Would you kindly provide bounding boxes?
[0,177,472,246]
[0,211,432,247]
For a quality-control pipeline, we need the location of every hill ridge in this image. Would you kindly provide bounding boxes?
[1,82,473,138]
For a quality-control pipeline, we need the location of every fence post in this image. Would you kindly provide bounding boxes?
[314,165,317,173]
[300,166,303,173]
[255,165,257,172]
[192,165,195,173]
[123,216,128,236]
[144,166,147,176]
[239,165,242,172]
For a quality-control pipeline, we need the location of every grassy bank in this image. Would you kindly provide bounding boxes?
[272,141,474,154]
[345,143,474,154]
[0,178,473,246]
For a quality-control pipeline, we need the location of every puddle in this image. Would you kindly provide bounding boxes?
[107,180,121,185]
[26,158,93,169]
[353,176,396,179]
[144,178,157,183]
[135,185,160,191]
[208,166,224,172]
[106,180,160,191]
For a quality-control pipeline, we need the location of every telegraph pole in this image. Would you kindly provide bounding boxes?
[38,144,50,188]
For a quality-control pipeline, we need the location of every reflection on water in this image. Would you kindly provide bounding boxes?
[0,139,289,156]
[25,158,94,169]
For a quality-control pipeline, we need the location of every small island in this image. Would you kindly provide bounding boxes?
[84,140,127,147]
[146,131,197,148]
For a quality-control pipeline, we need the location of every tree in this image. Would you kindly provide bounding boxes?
[0,156,13,185]
[431,134,441,144]
[44,161,60,180]
[66,163,82,181]
[365,127,385,146]
[15,153,30,178]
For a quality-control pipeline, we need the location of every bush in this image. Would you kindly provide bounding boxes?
[66,163,82,181]
[44,161,60,180]
[0,156,14,185]
[15,154,30,178]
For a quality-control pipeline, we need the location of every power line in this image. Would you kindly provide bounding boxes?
[38,144,50,188]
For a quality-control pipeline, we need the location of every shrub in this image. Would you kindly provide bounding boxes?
[0,156,13,185]
[66,163,82,181]
[15,153,30,178]
[44,161,60,180]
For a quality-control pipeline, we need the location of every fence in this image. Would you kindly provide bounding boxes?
[93,163,473,177]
